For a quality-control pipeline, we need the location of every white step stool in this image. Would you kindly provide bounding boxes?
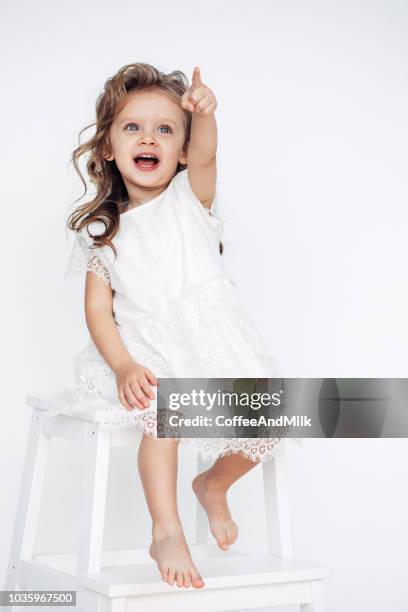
[6,395,330,611]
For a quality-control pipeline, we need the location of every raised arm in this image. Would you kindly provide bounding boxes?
[181,66,217,210]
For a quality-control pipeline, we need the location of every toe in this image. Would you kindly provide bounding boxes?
[219,532,229,550]
[176,570,184,588]
[183,571,191,588]
[192,572,205,588]
[227,528,236,545]
[167,570,175,586]
[212,527,226,549]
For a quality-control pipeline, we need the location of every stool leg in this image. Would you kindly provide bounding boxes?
[195,455,211,546]
[6,407,51,591]
[262,441,293,558]
[77,424,111,576]
[300,580,326,611]
[100,596,127,611]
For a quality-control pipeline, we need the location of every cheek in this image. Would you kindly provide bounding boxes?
[164,137,185,154]
[113,138,133,160]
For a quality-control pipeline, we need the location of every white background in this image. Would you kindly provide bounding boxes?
[1,0,408,610]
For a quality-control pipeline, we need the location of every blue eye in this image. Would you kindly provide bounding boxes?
[124,123,172,133]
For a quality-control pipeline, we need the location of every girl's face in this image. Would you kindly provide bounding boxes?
[105,89,188,196]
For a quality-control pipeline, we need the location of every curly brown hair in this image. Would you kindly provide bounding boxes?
[67,62,223,258]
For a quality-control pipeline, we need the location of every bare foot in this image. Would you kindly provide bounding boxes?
[192,472,238,551]
[149,524,205,588]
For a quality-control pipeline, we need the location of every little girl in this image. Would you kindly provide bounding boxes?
[57,62,289,589]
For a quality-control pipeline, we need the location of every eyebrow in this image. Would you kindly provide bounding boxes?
[119,117,178,126]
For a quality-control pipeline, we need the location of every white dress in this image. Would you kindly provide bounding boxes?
[47,169,296,462]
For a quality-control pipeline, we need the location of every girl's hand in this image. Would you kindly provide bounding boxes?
[114,360,158,411]
[181,66,217,115]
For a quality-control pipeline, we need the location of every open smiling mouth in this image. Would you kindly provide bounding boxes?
[134,154,160,172]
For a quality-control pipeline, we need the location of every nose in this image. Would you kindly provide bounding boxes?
[138,129,157,145]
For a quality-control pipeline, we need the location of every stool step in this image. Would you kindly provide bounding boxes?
[84,551,329,598]
[20,545,329,597]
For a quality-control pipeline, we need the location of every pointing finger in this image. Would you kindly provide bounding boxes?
[192,66,203,89]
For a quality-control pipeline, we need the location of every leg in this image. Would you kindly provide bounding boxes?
[6,407,51,594]
[192,452,259,550]
[300,580,326,611]
[78,424,111,575]
[137,434,204,589]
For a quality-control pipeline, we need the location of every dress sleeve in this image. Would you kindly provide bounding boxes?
[86,253,112,286]
[174,169,225,238]
[65,224,112,286]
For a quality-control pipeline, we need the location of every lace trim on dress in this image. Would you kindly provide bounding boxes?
[86,254,111,286]
[41,386,302,463]
[65,230,111,287]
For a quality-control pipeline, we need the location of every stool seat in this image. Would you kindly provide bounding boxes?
[26,391,120,426]
[5,395,330,611]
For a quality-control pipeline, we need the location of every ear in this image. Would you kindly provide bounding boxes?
[179,146,188,166]
[103,150,115,162]
[102,141,114,161]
